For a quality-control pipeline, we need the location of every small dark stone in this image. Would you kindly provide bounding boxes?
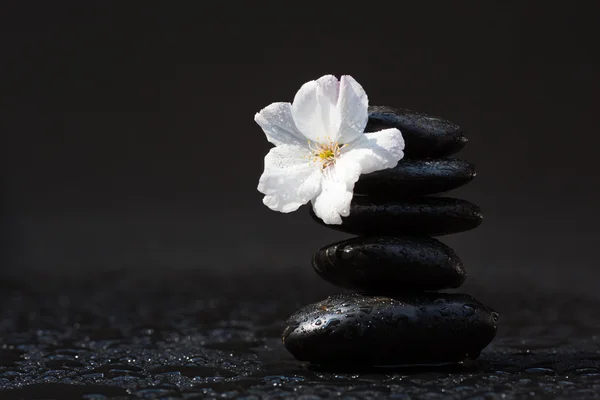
[312,236,466,292]
[282,293,498,366]
[309,196,483,236]
[354,158,475,199]
[366,106,467,158]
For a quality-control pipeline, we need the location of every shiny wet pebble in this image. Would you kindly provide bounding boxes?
[283,292,498,367]
[354,158,475,199]
[366,106,467,158]
[310,196,483,236]
[312,236,466,292]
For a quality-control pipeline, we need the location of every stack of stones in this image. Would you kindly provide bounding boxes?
[282,106,499,368]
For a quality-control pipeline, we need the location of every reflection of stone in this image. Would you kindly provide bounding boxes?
[283,107,498,367]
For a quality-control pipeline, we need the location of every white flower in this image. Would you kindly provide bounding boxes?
[255,75,405,225]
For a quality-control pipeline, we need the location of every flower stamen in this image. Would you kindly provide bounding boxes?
[308,139,342,169]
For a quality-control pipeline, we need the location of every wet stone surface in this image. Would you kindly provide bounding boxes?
[1,268,600,399]
[312,236,466,292]
[366,106,468,158]
[310,196,483,237]
[283,293,497,366]
[354,158,476,199]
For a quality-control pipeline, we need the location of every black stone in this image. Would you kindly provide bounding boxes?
[366,106,467,158]
[282,293,498,366]
[309,196,483,236]
[312,236,466,293]
[354,158,475,199]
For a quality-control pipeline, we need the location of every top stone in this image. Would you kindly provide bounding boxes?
[366,106,467,158]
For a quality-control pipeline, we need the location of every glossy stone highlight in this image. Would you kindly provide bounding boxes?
[354,158,475,199]
[310,196,483,236]
[366,106,467,158]
[283,293,498,366]
[312,236,466,292]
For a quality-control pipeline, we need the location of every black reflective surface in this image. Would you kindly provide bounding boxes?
[1,268,600,399]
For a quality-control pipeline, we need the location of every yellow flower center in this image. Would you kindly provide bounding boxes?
[308,137,343,169]
[318,148,336,160]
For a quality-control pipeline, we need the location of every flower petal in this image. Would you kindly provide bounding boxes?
[258,144,322,213]
[311,127,404,224]
[335,75,369,143]
[312,175,353,225]
[316,75,340,136]
[291,80,328,142]
[254,102,306,146]
[341,128,405,175]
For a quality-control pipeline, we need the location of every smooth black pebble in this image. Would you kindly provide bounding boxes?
[312,236,466,292]
[354,158,475,199]
[310,196,483,236]
[282,293,498,366]
[366,106,467,158]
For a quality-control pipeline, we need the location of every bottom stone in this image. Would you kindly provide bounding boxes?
[282,293,498,366]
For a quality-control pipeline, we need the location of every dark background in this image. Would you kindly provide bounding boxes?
[1,2,598,293]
